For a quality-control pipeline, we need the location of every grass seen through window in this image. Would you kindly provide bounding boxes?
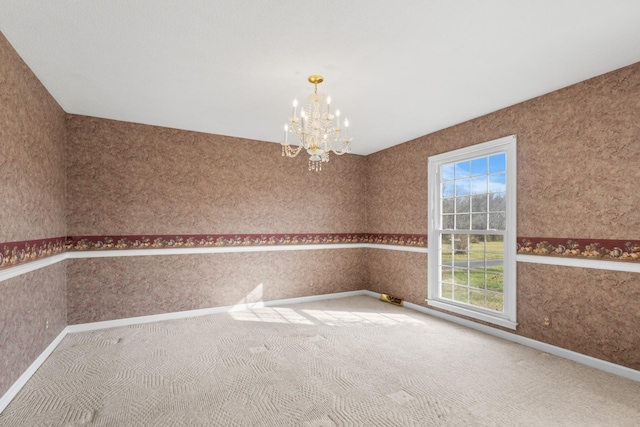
[440,235,504,312]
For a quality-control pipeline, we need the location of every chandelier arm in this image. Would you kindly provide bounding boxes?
[282,143,304,158]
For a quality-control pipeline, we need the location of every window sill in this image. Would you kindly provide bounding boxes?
[426,299,518,330]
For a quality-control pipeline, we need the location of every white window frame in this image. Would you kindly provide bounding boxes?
[427,135,517,330]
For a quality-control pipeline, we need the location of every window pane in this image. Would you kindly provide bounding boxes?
[441,267,453,283]
[455,197,470,213]
[455,214,470,230]
[469,289,487,308]
[455,179,470,196]
[442,181,455,197]
[489,193,506,211]
[453,269,468,285]
[471,213,487,230]
[442,164,455,181]
[442,197,455,214]
[468,268,486,289]
[442,215,454,229]
[488,173,506,193]
[489,212,506,230]
[453,251,468,268]
[469,235,485,252]
[455,161,470,178]
[453,234,469,252]
[489,153,506,173]
[441,234,453,265]
[471,157,487,176]
[469,235,485,251]
[453,285,469,303]
[486,263,504,273]
[487,292,504,312]
[487,273,503,293]
[470,176,487,195]
[471,194,487,212]
[485,235,504,271]
[441,283,453,299]
[441,233,454,249]
[486,235,503,253]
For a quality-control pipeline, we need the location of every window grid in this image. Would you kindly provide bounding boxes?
[438,232,504,313]
[428,135,516,330]
[437,152,506,313]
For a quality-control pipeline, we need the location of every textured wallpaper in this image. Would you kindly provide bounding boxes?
[366,61,640,239]
[0,264,67,397]
[0,32,67,397]
[63,115,368,333]
[67,249,365,324]
[364,61,640,370]
[65,116,366,236]
[364,249,428,306]
[516,263,640,370]
[0,33,67,242]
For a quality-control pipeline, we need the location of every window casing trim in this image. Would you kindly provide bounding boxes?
[427,135,517,330]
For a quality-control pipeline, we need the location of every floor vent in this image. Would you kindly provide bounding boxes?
[380,293,404,306]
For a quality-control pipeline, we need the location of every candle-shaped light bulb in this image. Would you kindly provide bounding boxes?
[326,96,331,114]
[344,118,350,141]
[284,124,288,144]
[292,99,298,118]
[335,109,341,129]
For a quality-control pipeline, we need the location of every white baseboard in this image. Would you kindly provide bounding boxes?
[0,328,68,414]
[66,290,369,333]
[393,296,640,383]
[3,289,638,415]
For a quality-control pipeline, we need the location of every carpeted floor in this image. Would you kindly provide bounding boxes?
[1,295,639,426]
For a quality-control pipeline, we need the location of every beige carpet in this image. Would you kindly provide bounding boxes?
[1,295,639,426]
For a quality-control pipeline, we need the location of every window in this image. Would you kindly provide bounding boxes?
[427,135,517,329]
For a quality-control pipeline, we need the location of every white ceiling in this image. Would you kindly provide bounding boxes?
[2,1,639,155]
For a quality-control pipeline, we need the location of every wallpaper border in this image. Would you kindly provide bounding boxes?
[517,237,640,262]
[2,234,640,274]
[65,233,427,251]
[0,234,426,271]
[0,237,66,270]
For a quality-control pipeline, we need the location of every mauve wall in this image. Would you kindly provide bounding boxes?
[65,116,367,323]
[66,116,366,235]
[0,33,67,396]
[365,61,640,369]
[67,249,364,324]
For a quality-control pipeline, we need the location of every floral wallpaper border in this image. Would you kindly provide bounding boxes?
[0,237,66,269]
[65,233,428,251]
[517,237,640,261]
[2,234,640,271]
[0,234,426,270]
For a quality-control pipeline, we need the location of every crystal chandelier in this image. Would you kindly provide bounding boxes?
[282,75,352,171]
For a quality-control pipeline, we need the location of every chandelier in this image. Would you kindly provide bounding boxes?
[282,75,352,171]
